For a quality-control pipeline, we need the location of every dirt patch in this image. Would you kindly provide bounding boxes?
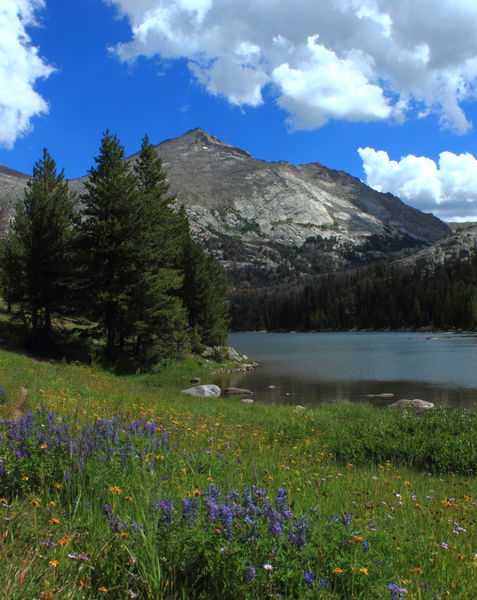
[12,386,28,420]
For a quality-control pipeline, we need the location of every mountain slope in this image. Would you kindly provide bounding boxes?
[395,223,477,270]
[130,129,450,286]
[0,129,451,286]
[0,165,30,230]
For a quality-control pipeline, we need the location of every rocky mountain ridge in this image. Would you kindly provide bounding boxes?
[395,223,477,270]
[0,128,452,287]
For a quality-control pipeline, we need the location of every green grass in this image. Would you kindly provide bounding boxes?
[0,346,476,599]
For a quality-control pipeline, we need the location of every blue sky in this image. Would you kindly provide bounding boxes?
[2,0,477,220]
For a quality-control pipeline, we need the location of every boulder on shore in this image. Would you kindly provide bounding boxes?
[227,346,245,362]
[388,398,434,412]
[182,384,221,397]
[223,387,254,397]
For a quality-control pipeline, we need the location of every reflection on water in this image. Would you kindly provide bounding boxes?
[214,332,477,409]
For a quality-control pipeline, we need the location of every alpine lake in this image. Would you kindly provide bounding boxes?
[214,331,477,409]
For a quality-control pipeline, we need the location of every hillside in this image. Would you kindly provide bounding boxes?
[0,164,30,230]
[395,223,477,270]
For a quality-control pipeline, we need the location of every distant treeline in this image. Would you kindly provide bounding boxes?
[230,249,477,332]
[0,132,229,369]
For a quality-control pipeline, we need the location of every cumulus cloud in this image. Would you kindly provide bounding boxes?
[358,147,477,221]
[0,0,53,148]
[105,0,477,132]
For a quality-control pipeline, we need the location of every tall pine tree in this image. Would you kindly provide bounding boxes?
[131,135,189,364]
[1,148,76,349]
[78,130,141,362]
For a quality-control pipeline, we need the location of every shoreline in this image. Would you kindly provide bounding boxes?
[230,328,477,335]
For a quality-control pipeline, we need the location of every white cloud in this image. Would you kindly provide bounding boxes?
[105,0,477,132]
[272,37,392,129]
[0,0,54,147]
[358,147,477,221]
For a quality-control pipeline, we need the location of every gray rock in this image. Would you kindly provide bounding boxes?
[182,384,221,397]
[227,346,243,362]
[389,398,435,411]
[295,405,306,410]
[367,393,395,398]
[240,398,254,404]
[223,387,254,397]
[395,223,477,272]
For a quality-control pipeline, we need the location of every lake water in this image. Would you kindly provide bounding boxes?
[215,332,477,409]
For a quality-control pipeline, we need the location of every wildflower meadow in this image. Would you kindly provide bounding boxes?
[0,347,476,599]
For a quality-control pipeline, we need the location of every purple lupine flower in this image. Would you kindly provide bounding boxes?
[103,504,113,515]
[245,566,256,582]
[269,518,283,537]
[319,578,329,589]
[267,507,283,537]
[254,486,267,499]
[208,485,221,500]
[218,503,233,537]
[304,570,316,585]
[388,583,408,599]
[157,499,174,524]
[288,514,309,547]
[275,488,288,511]
[182,498,199,525]
[362,539,369,552]
[205,497,219,521]
[103,504,128,532]
[331,513,352,526]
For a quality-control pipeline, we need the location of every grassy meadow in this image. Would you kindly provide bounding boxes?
[0,346,476,599]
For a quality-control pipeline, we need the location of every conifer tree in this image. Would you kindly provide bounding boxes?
[78,130,140,362]
[131,135,189,363]
[180,229,229,348]
[0,148,76,348]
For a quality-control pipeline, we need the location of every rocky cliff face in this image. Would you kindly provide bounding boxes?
[395,223,477,270]
[0,128,451,287]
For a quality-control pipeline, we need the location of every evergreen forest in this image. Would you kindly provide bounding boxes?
[0,132,229,369]
[230,249,477,332]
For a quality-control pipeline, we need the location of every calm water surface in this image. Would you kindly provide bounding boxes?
[216,332,477,409]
